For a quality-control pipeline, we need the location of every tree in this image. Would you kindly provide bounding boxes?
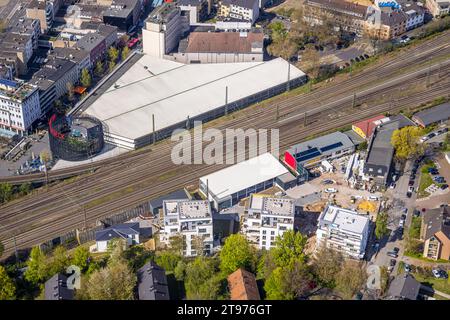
[311,244,344,288]
[66,82,75,102]
[155,251,182,272]
[301,46,321,78]
[108,47,119,63]
[19,183,32,196]
[191,235,205,256]
[121,46,130,61]
[108,61,116,73]
[357,140,368,151]
[39,151,51,164]
[80,68,92,88]
[174,260,187,281]
[271,230,307,268]
[84,259,137,300]
[48,245,70,275]
[94,60,104,77]
[24,247,49,285]
[0,183,13,203]
[184,257,221,300]
[219,234,256,275]
[335,261,367,299]
[264,267,292,300]
[375,211,390,240]
[72,246,91,273]
[168,233,184,255]
[0,265,15,300]
[391,126,424,160]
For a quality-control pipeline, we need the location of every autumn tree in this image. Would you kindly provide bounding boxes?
[375,211,390,240]
[335,261,367,299]
[108,47,119,63]
[80,68,92,88]
[0,265,16,300]
[391,126,424,160]
[219,234,256,275]
[121,46,130,61]
[94,60,104,77]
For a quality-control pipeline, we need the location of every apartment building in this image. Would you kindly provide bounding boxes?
[75,33,107,65]
[178,0,210,24]
[219,0,260,23]
[420,206,450,261]
[403,2,425,30]
[103,0,142,32]
[31,57,79,115]
[316,205,370,259]
[161,199,213,257]
[0,33,34,76]
[142,3,189,58]
[304,0,369,35]
[242,194,295,250]
[0,79,41,137]
[10,18,42,52]
[425,0,450,17]
[50,47,92,76]
[26,0,63,33]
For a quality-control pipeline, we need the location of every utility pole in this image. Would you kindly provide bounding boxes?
[82,206,87,230]
[225,86,228,116]
[426,65,431,88]
[152,114,155,145]
[13,235,18,263]
[304,112,307,127]
[206,179,209,202]
[352,92,357,108]
[276,105,279,121]
[287,61,291,91]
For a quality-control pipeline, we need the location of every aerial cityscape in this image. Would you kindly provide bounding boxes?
[0,0,449,306]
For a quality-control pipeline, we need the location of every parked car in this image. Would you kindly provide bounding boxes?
[413,209,421,217]
[367,195,379,201]
[439,270,448,279]
[387,251,398,258]
[432,269,442,278]
[408,186,415,193]
[399,220,404,228]
[388,259,397,272]
[406,191,412,198]
[322,179,334,185]
[404,264,411,273]
[324,188,338,193]
[393,247,400,254]
[408,180,415,186]
[389,182,396,189]
[440,184,448,190]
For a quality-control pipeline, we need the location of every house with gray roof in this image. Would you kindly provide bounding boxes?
[387,274,421,300]
[412,102,450,128]
[44,273,74,300]
[95,222,140,252]
[137,261,170,300]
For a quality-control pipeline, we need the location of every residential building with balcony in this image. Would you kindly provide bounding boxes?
[218,0,260,24]
[242,194,295,250]
[316,204,370,259]
[425,0,449,17]
[420,206,450,261]
[0,79,41,137]
[161,199,213,257]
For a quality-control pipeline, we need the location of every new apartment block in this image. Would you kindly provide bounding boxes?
[218,0,260,23]
[161,199,213,257]
[242,194,295,250]
[316,205,370,259]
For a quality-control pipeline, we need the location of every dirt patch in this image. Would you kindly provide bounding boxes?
[0,0,9,7]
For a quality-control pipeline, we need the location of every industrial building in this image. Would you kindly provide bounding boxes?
[160,199,213,257]
[82,54,306,149]
[242,194,295,250]
[316,205,370,260]
[412,102,450,128]
[198,153,292,211]
[284,131,355,170]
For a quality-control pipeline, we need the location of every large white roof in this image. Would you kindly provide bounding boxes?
[83,55,305,141]
[199,153,289,200]
[320,205,369,235]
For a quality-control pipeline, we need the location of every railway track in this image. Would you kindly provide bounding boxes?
[1,33,450,257]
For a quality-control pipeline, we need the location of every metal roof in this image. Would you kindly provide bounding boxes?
[412,103,450,127]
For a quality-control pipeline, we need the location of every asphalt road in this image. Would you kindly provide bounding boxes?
[1,32,450,258]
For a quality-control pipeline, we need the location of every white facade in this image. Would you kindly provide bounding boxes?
[225,1,260,23]
[243,194,295,250]
[96,234,139,253]
[404,4,424,30]
[0,80,41,135]
[161,200,213,257]
[316,205,370,259]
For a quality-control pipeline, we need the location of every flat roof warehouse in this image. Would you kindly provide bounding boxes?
[82,54,306,149]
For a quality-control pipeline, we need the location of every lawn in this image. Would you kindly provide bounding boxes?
[413,273,450,295]
[418,163,437,197]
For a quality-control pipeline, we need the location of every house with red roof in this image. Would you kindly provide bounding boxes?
[352,115,390,139]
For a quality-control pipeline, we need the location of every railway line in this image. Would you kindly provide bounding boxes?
[0,32,450,258]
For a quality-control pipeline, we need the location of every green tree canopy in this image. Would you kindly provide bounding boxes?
[184,257,221,300]
[80,68,92,88]
[219,234,256,275]
[72,246,91,273]
[0,183,13,204]
[271,230,307,268]
[155,251,182,272]
[391,126,424,160]
[375,211,390,240]
[24,247,49,285]
[48,245,70,275]
[108,47,119,63]
[94,60,104,77]
[0,265,16,300]
[121,46,130,61]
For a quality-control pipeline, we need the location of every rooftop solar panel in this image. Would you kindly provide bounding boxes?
[297,150,321,163]
[320,142,343,153]
[296,147,319,158]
